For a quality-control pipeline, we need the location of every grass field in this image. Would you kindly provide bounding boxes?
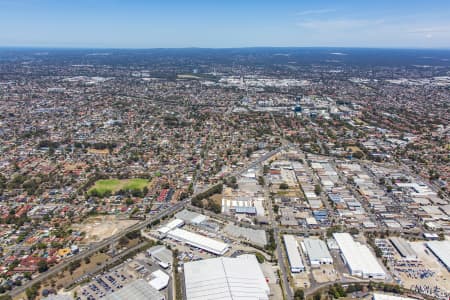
[88,178,149,197]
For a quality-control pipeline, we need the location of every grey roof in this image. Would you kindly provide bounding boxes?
[389,237,417,259]
[175,209,206,223]
[148,245,173,265]
[223,224,267,247]
[303,238,332,262]
[43,295,72,300]
[106,279,164,300]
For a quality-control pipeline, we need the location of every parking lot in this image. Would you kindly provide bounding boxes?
[75,252,171,300]
[78,269,129,300]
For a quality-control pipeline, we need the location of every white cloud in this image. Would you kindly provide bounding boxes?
[295,9,336,16]
[407,27,450,34]
[296,19,379,30]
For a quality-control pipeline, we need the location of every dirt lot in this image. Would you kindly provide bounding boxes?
[87,148,109,155]
[72,216,138,244]
[312,265,339,283]
[291,271,310,290]
[406,242,450,292]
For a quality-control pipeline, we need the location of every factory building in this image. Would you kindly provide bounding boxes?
[175,209,207,225]
[166,228,229,255]
[105,279,165,300]
[183,255,270,300]
[372,293,415,300]
[426,241,450,271]
[283,235,305,273]
[389,237,417,261]
[333,233,386,279]
[302,238,333,267]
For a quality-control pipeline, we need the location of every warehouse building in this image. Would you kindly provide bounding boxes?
[157,219,184,236]
[426,241,450,271]
[283,235,305,273]
[372,293,415,300]
[184,255,270,300]
[389,237,417,261]
[147,245,173,269]
[303,238,333,267]
[106,279,165,300]
[166,228,229,255]
[175,209,207,225]
[333,233,386,279]
[223,224,267,248]
[149,270,170,291]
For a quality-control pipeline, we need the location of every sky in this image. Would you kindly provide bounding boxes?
[1,0,450,49]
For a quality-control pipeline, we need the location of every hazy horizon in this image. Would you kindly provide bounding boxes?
[1,0,450,49]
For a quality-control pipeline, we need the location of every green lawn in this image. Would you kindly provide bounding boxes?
[88,178,149,197]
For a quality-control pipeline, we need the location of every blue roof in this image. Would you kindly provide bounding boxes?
[235,206,257,214]
[328,193,343,203]
[313,210,328,216]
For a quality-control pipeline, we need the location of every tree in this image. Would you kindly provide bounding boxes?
[279,183,289,190]
[119,236,129,246]
[68,260,81,274]
[273,204,279,214]
[349,227,359,235]
[36,242,47,250]
[255,252,265,264]
[37,260,48,273]
[294,289,305,300]
[353,150,364,159]
[143,186,149,195]
[314,184,322,196]
[313,292,322,300]
[258,176,265,186]
[25,282,40,300]
[207,199,221,214]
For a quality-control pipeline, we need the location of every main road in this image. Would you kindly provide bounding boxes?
[266,176,293,300]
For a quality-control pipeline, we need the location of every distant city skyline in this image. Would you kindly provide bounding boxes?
[1,0,450,49]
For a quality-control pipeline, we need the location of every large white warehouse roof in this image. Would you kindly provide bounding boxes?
[157,218,184,234]
[372,293,415,300]
[283,235,305,273]
[184,255,270,300]
[167,228,229,255]
[426,240,450,271]
[333,233,386,279]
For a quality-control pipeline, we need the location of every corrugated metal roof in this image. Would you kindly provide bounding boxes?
[303,238,332,263]
[427,241,450,271]
[106,279,164,300]
[333,233,386,278]
[389,237,417,259]
[184,255,269,300]
[167,228,229,255]
[283,235,304,271]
